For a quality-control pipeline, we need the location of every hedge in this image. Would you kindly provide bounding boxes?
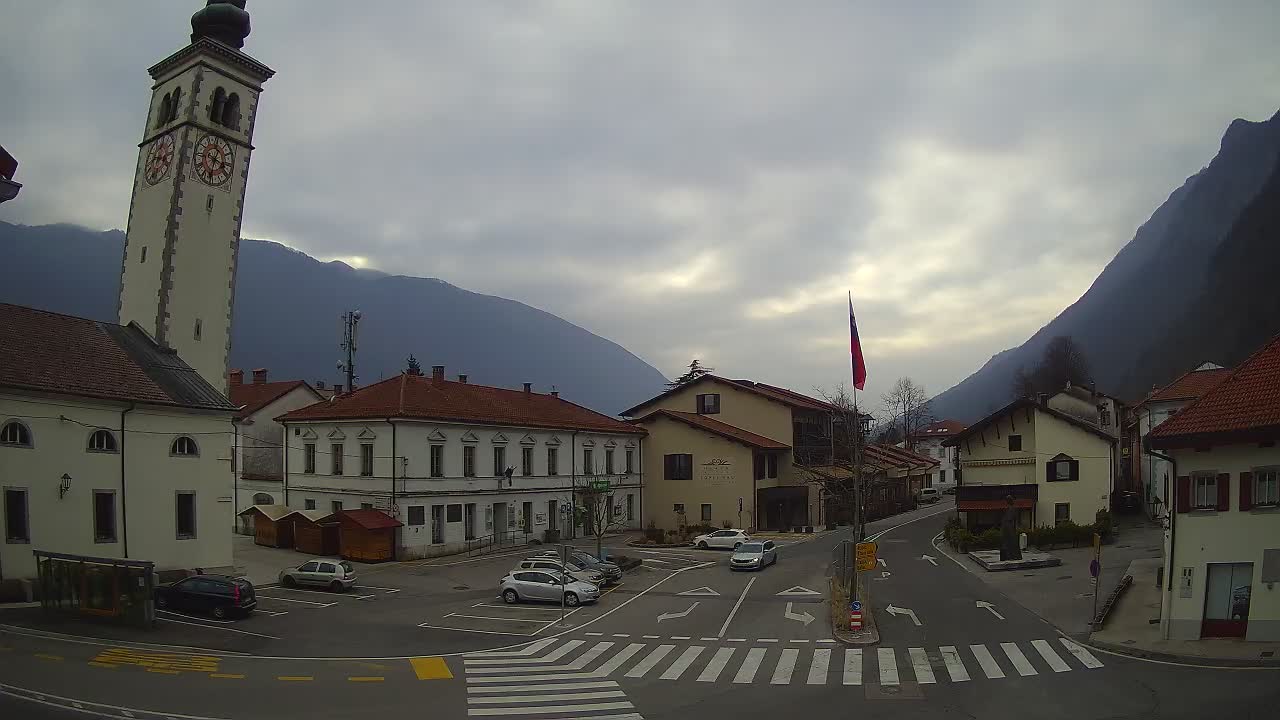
[943,510,1114,553]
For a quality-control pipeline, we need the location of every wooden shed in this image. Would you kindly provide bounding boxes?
[323,509,402,563]
[238,505,294,548]
[287,510,340,557]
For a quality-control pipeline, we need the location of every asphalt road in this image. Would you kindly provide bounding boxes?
[2,502,1277,719]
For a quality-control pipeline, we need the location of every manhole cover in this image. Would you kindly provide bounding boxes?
[453,585,470,590]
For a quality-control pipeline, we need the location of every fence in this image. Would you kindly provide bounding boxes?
[465,529,535,557]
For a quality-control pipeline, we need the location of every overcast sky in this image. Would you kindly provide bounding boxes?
[3,1,1278,411]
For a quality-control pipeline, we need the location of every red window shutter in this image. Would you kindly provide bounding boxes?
[1175,475,1191,513]
[1216,473,1231,511]
[663,454,673,480]
[1239,471,1253,511]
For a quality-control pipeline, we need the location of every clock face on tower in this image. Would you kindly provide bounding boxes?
[192,133,235,188]
[143,133,175,185]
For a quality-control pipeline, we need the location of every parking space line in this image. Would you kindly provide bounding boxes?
[209,673,244,679]
[256,610,289,617]
[418,624,537,637]
[473,603,562,612]
[350,594,377,600]
[255,595,337,607]
[34,654,63,661]
[445,613,555,624]
[353,585,402,592]
[277,676,313,681]
[717,576,755,638]
[156,610,237,624]
[348,676,385,682]
[156,616,281,639]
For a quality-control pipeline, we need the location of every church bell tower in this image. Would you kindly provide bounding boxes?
[117,1,273,396]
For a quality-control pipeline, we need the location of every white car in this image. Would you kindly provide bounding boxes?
[693,529,750,550]
[918,487,941,504]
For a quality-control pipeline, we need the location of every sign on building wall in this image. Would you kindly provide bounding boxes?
[535,513,547,525]
[700,458,735,486]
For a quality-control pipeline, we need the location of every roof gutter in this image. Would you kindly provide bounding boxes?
[120,402,135,558]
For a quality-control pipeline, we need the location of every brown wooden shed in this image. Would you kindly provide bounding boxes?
[238,505,293,548]
[322,509,402,563]
[287,510,340,557]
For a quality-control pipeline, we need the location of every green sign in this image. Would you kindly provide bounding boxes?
[589,480,610,491]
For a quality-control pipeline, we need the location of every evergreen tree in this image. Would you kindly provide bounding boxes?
[406,354,423,376]
[666,359,715,389]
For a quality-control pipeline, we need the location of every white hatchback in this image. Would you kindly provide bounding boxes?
[693,529,750,550]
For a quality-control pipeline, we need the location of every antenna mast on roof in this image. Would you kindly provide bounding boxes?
[337,309,362,392]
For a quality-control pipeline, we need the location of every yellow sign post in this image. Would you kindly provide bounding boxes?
[855,541,878,572]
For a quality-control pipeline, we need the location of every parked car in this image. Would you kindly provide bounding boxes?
[536,549,623,585]
[730,541,778,571]
[278,558,357,592]
[513,557,606,587]
[918,487,941,504]
[942,485,958,495]
[693,529,751,550]
[154,574,256,619]
[500,570,600,607]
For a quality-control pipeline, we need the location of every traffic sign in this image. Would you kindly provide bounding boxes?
[1089,558,1100,578]
[589,480,610,491]
[855,541,878,572]
[851,600,862,612]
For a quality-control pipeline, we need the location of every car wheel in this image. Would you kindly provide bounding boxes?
[330,580,344,593]
[282,575,296,588]
[212,605,227,619]
[564,592,580,608]
[733,542,743,550]
[697,541,708,549]
[502,589,519,604]
[155,595,168,610]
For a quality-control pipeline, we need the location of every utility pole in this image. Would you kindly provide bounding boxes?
[337,310,362,391]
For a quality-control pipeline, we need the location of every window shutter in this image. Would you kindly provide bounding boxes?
[1070,459,1080,482]
[1175,475,1191,513]
[1046,462,1054,483]
[1216,473,1231,511]
[664,455,673,480]
[1239,471,1252,512]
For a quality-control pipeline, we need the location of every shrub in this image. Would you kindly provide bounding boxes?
[644,521,664,543]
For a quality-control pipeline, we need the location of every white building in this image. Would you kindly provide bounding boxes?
[1150,338,1280,642]
[907,419,966,489]
[229,368,322,530]
[1,306,238,580]
[276,366,647,559]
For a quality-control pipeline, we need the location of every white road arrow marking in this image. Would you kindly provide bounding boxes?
[657,601,700,622]
[880,571,892,579]
[877,558,887,568]
[921,554,938,566]
[885,604,922,626]
[776,586,822,597]
[976,601,1005,620]
[678,586,721,597]
[784,602,816,627]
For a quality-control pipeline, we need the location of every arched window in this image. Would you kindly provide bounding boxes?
[171,436,199,457]
[167,87,183,123]
[88,429,118,453]
[1,420,32,447]
[209,87,227,124]
[253,493,274,505]
[156,92,172,128]
[221,92,241,130]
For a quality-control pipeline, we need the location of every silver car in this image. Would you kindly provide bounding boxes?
[730,541,778,571]
[536,549,623,585]
[278,558,357,591]
[500,570,600,607]
[513,557,605,587]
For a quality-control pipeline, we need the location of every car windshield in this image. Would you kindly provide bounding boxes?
[340,562,354,573]
[737,543,763,553]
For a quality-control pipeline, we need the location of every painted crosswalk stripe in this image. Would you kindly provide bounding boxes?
[660,646,705,680]
[593,643,645,677]
[771,648,799,685]
[467,690,627,704]
[1000,642,1037,677]
[733,648,767,683]
[465,640,583,666]
[807,648,831,685]
[908,648,936,684]
[877,648,899,685]
[624,645,674,678]
[465,638,559,658]
[1058,638,1104,669]
[467,672,599,684]
[467,681,618,693]
[842,649,862,685]
[969,644,1005,679]
[698,647,735,682]
[939,646,970,682]
[467,700,634,716]
[566,642,614,670]
[1031,639,1071,672]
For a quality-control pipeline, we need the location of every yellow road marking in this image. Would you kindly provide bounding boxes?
[209,673,245,679]
[410,656,453,680]
[348,676,385,682]
[146,668,179,675]
[277,676,314,681]
[35,654,63,662]
[88,662,118,669]
[95,647,218,673]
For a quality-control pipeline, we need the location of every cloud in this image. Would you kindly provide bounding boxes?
[2,0,1278,414]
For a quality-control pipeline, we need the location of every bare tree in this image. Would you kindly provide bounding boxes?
[1010,365,1035,400]
[880,377,933,450]
[574,470,626,560]
[1009,336,1093,400]
[795,385,875,540]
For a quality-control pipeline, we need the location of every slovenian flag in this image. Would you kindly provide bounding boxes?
[849,292,866,390]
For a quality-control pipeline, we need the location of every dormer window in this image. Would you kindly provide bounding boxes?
[697,393,720,415]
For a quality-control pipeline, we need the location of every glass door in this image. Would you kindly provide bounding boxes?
[1202,562,1252,638]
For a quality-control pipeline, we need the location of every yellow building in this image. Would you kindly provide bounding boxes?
[1150,334,1280,642]
[944,397,1116,530]
[624,376,854,532]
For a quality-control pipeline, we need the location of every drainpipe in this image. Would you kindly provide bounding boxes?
[571,431,579,540]
[120,403,135,558]
[637,435,644,531]
[1145,444,1178,592]
[389,419,398,561]
[282,422,289,505]
[232,421,239,532]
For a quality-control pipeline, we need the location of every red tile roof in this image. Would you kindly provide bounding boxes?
[621,374,841,416]
[943,398,1116,446]
[1150,335,1280,447]
[632,409,790,450]
[277,373,644,435]
[0,303,235,411]
[1145,367,1234,404]
[909,419,968,439]
[230,379,317,420]
[863,443,939,471]
[324,509,402,530]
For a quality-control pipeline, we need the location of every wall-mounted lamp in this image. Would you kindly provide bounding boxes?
[59,473,73,499]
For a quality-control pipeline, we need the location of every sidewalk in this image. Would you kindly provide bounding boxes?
[1089,558,1280,666]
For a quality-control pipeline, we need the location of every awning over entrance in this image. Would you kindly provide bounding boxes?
[957,498,1035,511]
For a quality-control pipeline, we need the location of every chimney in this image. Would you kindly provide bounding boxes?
[315,380,325,390]
[229,369,244,386]
[458,374,468,384]
[523,382,532,394]
[550,384,559,398]
[333,384,344,394]
[252,368,268,384]
[1037,393,1048,406]
[432,365,445,382]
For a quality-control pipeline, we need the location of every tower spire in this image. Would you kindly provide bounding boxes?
[190,1,251,49]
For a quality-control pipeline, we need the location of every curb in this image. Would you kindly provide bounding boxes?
[830,577,879,646]
[1087,637,1280,668]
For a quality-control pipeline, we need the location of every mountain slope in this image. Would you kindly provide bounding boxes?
[931,110,1280,420]
[0,222,668,414]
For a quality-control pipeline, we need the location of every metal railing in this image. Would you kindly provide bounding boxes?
[464,529,534,557]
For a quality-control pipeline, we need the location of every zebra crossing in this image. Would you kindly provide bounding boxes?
[462,635,1105,708]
